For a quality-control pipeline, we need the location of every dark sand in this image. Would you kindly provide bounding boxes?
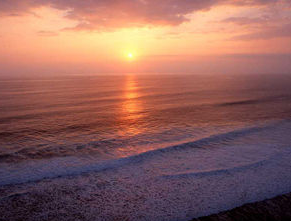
[1,184,291,221]
[192,193,291,221]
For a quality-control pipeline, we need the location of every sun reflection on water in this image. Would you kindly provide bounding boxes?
[120,74,143,136]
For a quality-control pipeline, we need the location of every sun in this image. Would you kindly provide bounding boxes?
[127,53,133,59]
[123,50,136,61]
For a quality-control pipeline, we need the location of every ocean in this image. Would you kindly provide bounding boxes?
[0,73,291,220]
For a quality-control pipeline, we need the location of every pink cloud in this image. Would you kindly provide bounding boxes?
[221,16,270,26]
[0,0,286,30]
[37,30,58,37]
[231,23,291,40]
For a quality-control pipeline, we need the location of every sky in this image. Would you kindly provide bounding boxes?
[0,0,291,76]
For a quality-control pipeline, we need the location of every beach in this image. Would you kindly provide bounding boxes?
[192,192,291,221]
[2,190,291,221]
[1,120,291,221]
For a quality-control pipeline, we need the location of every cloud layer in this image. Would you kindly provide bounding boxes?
[0,0,282,30]
[231,23,291,40]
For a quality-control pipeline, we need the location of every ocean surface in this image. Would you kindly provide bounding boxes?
[0,73,291,220]
[0,73,291,183]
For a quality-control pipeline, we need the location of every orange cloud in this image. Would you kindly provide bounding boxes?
[37,30,58,37]
[231,23,291,40]
[0,0,285,30]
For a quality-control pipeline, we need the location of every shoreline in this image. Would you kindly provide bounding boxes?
[191,192,291,221]
[1,120,291,221]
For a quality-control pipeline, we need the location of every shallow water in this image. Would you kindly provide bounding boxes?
[1,119,291,221]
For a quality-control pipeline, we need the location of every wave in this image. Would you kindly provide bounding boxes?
[0,118,272,163]
[1,119,289,186]
[0,90,203,118]
[217,94,291,107]
[160,155,280,180]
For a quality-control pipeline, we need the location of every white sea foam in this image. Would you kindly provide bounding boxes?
[0,120,286,186]
[1,120,291,220]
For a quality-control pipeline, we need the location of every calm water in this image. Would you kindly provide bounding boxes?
[0,74,291,164]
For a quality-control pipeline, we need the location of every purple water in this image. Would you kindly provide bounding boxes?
[1,74,290,165]
[1,73,291,220]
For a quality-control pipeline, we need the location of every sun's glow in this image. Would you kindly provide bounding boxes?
[124,51,136,61]
[122,50,137,62]
[128,53,133,59]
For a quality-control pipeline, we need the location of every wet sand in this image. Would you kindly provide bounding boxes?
[192,193,291,221]
[1,186,291,221]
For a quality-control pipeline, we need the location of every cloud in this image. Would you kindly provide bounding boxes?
[37,30,58,37]
[0,0,283,30]
[231,23,291,40]
[221,16,269,26]
[54,0,220,30]
[0,0,44,16]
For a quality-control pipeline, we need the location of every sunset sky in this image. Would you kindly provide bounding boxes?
[1,0,291,76]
